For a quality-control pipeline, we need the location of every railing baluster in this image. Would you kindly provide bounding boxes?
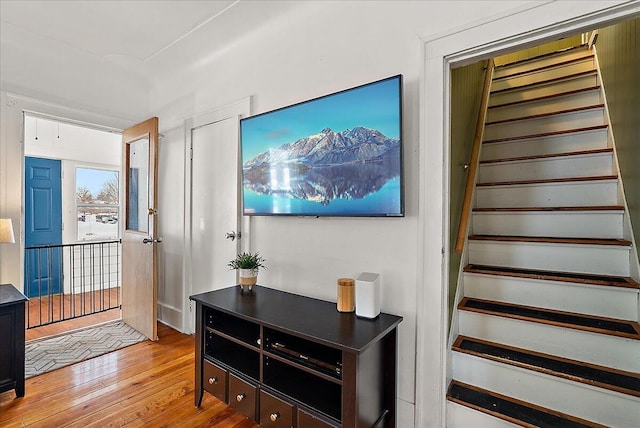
[37,249,43,326]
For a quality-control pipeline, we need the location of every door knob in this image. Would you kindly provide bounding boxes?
[225,231,241,241]
[142,237,163,244]
[236,393,246,402]
[208,377,218,384]
[270,412,280,422]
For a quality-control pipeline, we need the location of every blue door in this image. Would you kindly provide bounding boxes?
[24,157,62,297]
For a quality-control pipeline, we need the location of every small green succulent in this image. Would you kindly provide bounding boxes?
[228,252,267,272]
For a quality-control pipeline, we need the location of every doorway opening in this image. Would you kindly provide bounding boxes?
[23,113,123,341]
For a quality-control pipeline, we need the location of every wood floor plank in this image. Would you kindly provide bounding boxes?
[27,361,193,427]
[0,323,258,428]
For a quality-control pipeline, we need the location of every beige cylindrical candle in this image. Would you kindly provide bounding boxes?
[337,278,355,312]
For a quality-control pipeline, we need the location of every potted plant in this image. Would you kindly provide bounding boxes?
[228,252,267,293]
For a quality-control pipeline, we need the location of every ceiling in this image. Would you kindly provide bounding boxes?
[0,0,302,83]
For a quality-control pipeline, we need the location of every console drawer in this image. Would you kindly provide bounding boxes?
[297,408,339,428]
[259,390,293,428]
[203,359,227,402]
[229,373,257,422]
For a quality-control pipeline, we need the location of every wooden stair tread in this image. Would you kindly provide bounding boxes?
[483,124,608,144]
[493,54,594,82]
[485,104,604,126]
[453,336,640,397]
[468,235,631,246]
[480,148,612,165]
[458,297,640,340]
[447,380,606,428]
[463,264,639,289]
[491,70,597,95]
[489,86,601,109]
[477,175,617,187]
[473,206,624,212]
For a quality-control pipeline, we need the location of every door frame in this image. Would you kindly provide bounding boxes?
[182,97,251,334]
[416,2,640,427]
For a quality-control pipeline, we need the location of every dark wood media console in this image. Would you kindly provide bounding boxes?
[190,286,402,428]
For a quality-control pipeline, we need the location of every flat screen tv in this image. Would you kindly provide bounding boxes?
[240,75,403,217]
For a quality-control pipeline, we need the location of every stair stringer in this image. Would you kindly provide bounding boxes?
[447,58,493,383]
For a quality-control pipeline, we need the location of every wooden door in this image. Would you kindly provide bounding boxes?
[121,117,159,340]
[24,157,62,297]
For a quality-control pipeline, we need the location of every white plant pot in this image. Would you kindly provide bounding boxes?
[239,268,258,292]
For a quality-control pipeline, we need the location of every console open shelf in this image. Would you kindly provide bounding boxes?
[204,306,260,348]
[191,285,402,428]
[204,330,260,381]
[264,326,342,381]
[264,355,342,421]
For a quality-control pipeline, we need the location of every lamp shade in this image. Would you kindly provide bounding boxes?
[0,218,15,243]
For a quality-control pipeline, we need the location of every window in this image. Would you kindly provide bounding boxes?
[76,168,119,241]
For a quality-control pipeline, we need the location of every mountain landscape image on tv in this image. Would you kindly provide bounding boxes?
[240,75,403,217]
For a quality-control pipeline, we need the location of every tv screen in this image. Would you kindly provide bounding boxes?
[240,75,403,217]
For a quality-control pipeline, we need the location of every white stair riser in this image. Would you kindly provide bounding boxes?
[463,273,638,320]
[447,401,520,428]
[479,152,613,182]
[468,240,630,277]
[453,352,640,428]
[491,58,595,92]
[481,128,608,160]
[486,89,601,123]
[493,50,593,79]
[489,74,598,107]
[476,180,619,208]
[471,211,623,239]
[484,109,604,141]
[458,310,640,371]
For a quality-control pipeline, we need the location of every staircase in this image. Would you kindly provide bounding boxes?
[447,45,640,427]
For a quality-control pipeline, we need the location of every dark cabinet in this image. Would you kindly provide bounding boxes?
[0,284,28,398]
[190,285,402,428]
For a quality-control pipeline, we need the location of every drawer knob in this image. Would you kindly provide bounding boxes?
[256,338,261,346]
[236,393,246,402]
[208,377,218,384]
[270,412,280,422]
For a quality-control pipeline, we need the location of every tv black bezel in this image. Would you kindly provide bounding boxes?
[239,74,404,218]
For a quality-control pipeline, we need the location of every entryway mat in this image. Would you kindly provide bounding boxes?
[25,320,147,378]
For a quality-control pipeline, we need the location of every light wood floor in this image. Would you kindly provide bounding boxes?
[0,323,258,428]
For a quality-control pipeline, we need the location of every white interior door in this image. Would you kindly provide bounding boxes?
[183,99,250,334]
[185,121,247,335]
[190,116,239,295]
